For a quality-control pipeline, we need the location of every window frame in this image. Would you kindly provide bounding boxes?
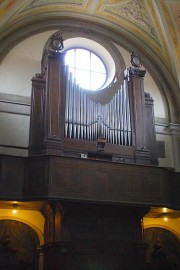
[64,47,108,91]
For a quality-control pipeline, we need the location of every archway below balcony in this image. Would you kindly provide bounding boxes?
[144,227,180,270]
[0,219,40,270]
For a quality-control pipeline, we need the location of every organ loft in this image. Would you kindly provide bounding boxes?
[29,33,158,166]
[27,33,160,270]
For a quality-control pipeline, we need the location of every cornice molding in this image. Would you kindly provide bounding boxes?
[155,121,180,135]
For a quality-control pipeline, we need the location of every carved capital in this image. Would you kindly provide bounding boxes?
[124,67,146,78]
[54,202,64,218]
[41,203,54,219]
[48,50,65,60]
[41,203,54,244]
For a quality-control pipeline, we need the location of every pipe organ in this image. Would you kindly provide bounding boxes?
[29,41,158,166]
[64,66,132,146]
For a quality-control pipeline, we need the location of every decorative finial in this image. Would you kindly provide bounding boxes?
[50,34,64,52]
[130,53,142,69]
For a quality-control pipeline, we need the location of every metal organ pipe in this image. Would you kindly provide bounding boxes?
[64,66,132,146]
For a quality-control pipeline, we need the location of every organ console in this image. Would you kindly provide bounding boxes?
[29,34,158,166]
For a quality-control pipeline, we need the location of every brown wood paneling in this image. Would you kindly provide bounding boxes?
[145,93,158,165]
[29,75,46,155]
[45,55,65,139]
[24,156,49,197]
[48,156,174,206]
[0,155,180,208]
[42,202,148,270]
[0,155,24,198]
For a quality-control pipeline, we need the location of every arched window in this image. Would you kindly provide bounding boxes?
[65,48,107,91]
[43,33,126,96]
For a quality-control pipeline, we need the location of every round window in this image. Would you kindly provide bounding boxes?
[65,48,107,91]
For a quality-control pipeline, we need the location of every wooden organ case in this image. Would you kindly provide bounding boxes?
[28,35,159,270]
[29,37,158,167]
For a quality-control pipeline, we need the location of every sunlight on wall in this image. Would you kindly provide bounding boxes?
[144,73,166,119]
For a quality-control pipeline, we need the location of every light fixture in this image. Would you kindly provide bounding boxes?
[163,216,168,222]
[12,204,17,214]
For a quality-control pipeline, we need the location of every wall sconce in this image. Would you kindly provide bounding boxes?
[12,204,17,214]
[97,137,106,152]
[163,216,168,222]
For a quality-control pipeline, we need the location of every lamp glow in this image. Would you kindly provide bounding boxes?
[12,204,17,214]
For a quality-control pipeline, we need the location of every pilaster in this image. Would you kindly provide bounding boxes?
[125,67,151,165]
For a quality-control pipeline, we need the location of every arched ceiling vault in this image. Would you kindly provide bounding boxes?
[0,0,179,121]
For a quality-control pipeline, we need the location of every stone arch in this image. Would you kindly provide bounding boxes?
[144,227,180,270]
[0,216,44,246]
[0,219,40,270]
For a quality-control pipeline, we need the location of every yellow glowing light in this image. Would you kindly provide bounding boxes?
[163,208,167,213]
[12,204,17,214]
[12,208,17,214]
[164,217,168,222]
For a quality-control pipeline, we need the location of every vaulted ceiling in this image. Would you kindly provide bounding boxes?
[0,0,179,118]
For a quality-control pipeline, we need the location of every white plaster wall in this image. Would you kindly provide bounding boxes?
[156,133,175,169]
[0,112,29,156]
[0,31,56,156]
[144,74,166,119]
[0,112,29,146]
[0,30,56,96]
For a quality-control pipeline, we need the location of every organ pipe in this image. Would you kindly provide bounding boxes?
[64,66,132,146]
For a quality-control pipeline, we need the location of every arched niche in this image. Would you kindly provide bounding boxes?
[144,227,180,270]
[0,219,40,270]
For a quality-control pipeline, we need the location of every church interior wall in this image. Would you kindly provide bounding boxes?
[0,2,179,268]
[0,27,179,269]
[0,30,178,171]
[0,24,179,270]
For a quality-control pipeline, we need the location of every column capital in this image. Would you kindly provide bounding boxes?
[124,67,146,78]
